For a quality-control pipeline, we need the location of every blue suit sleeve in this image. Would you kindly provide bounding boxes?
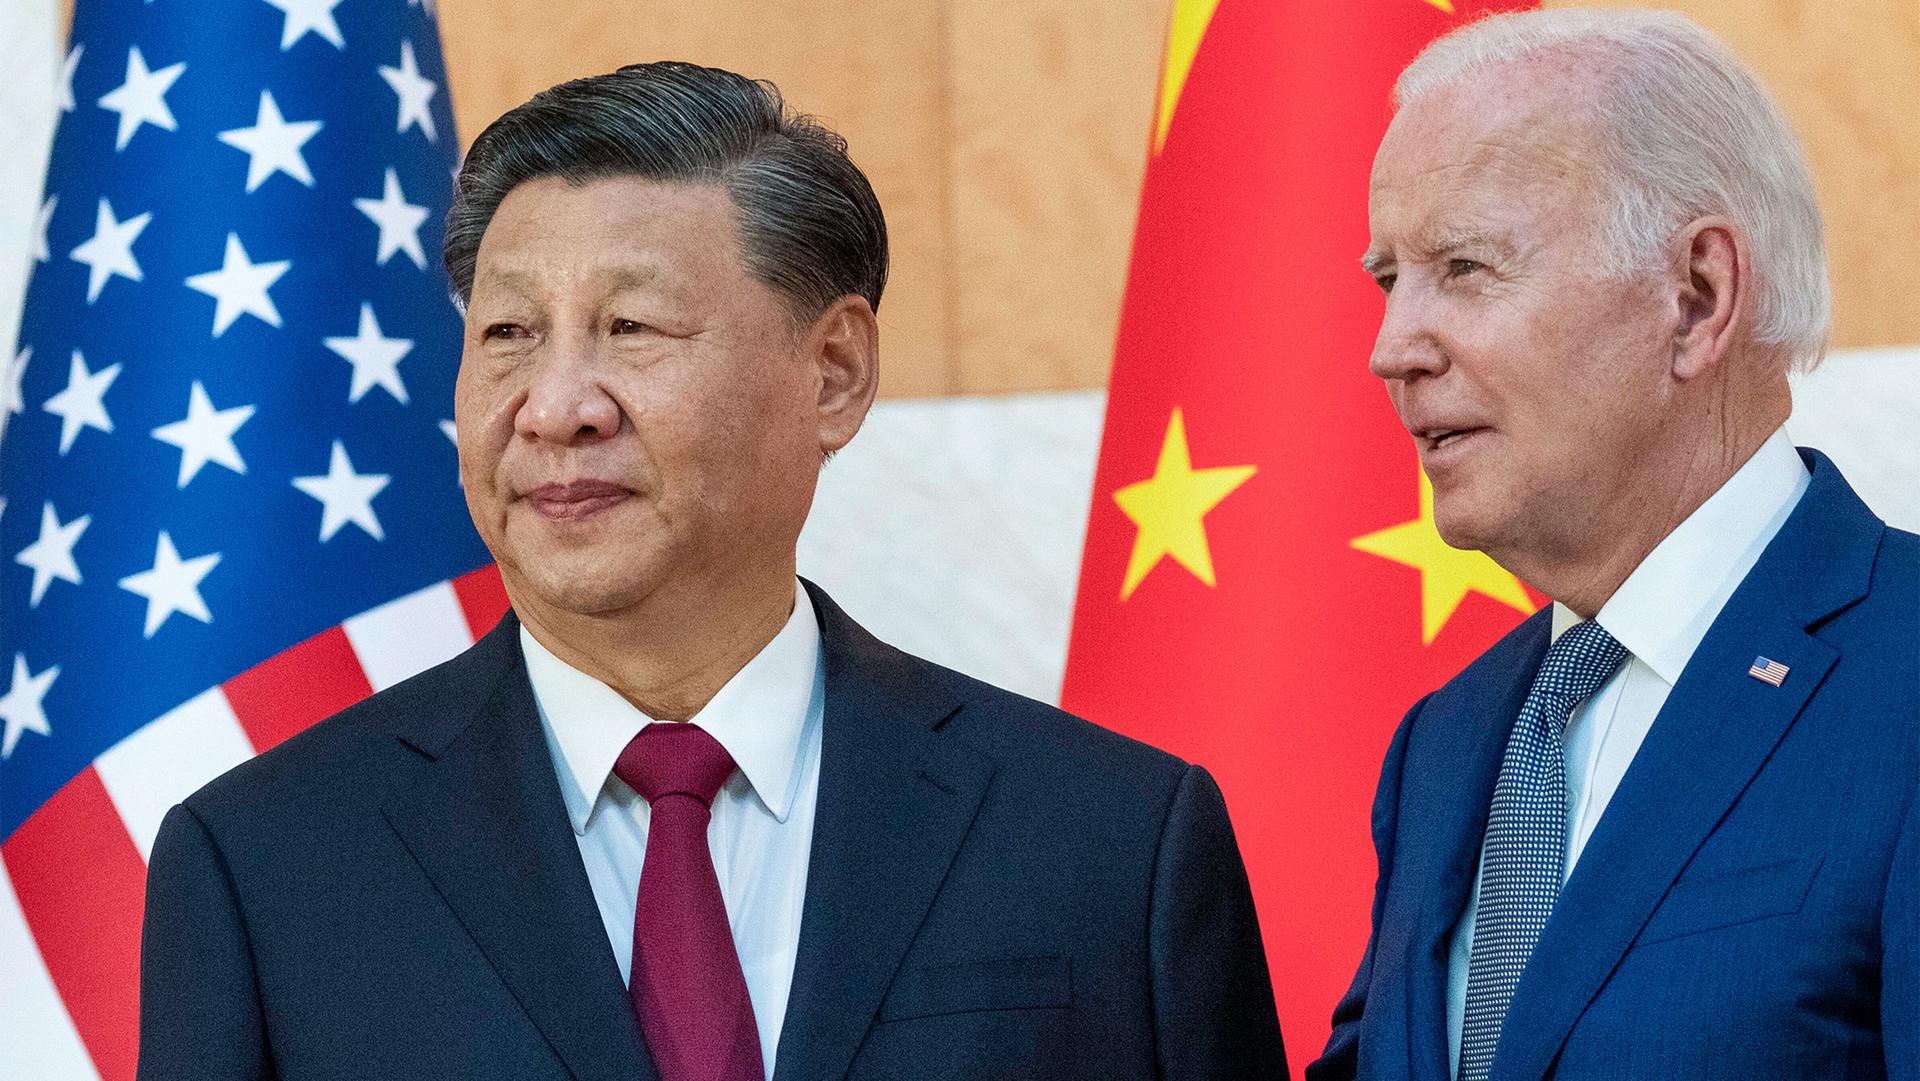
[1306,694,1424,1081]
[1888,787,1918,1081]
[1147,762,1289,1079]
[137,802,272,1081]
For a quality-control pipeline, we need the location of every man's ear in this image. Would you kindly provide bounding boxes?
[808,294,879,456]
[1671,216,1748,381]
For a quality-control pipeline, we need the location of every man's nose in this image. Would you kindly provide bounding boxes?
[1368,288,1449,384]
[517,333,620,443]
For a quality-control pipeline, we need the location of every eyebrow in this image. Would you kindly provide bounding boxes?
[1358,229,1514,276]
[1428,229,1512,261]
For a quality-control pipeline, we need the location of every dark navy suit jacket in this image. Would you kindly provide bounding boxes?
[137,582,1286,1080]
[1309,450,1918,1081]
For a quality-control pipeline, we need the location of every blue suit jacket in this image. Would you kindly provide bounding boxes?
[137,582,1286,1080]
[1310,450,1919,1081]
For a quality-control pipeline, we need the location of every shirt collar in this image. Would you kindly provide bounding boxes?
[1550,428,1810,686]
[520,579,823,834]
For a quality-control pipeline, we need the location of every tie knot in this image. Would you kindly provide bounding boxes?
[613,723,738,807]
[1538,620,1629,705]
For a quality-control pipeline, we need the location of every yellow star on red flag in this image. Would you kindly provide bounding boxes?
[1155,0,1222,153]
[1114,408,1256,600]
[1350,466,1536,643]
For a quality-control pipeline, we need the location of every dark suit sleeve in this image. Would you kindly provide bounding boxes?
[1147,761,1289,1079]
[1306,694,1424,1081]
[1888,787,1918,1081]
[138,803,272,1081]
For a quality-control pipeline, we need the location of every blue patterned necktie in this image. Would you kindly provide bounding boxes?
[1458,620,1628,1081]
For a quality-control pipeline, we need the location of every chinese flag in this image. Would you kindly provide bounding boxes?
[1060,0,1538,1070]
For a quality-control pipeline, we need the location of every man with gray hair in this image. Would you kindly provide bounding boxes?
[136,63,1287,1079]
[1311,10,1916,1081]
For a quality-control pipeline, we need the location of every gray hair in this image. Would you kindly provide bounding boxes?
[445,61,888,321]
[1395,9,1830,370]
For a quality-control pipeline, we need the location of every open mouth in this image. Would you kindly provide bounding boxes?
[1420,427,1483,452]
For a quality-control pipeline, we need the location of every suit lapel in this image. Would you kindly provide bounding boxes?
[1396,612,1550,1081]
[1491,450,1880,1081]
[772,583,993,1081]
[382,616,654,1081]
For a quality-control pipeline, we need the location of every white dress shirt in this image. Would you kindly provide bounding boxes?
[1445,429,1811,1077]
[520,579,825,1080]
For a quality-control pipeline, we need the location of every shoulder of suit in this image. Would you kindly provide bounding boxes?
[1871,520,1920,604]
[180,621,514,820]
[902,650,1196,790]
[1837,520,1920,682]
[807,581,1193,789]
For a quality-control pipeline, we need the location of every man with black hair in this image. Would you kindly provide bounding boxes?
[137,62,1287,1081]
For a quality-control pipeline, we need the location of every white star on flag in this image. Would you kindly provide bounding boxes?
[354,167,430,269]
[325,303,414,404]
[57,43,83,113]
[0,654,59,759]
[379,40,438,142]
[293,441,391,541]
[15,502,91,607]
[119,532,221,638]
[263,0,346,51]
[32,194,56,263]
[152,382,255,487]
[69,197,152,304]
[218,90,324,193]
[43,349,121,455]
[98,45,187,151]
[185,233,291,337]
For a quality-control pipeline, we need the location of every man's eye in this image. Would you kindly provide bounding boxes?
[1446,259,1482,278]
[1373,273,1396,294]
[482,323,528,341]
[610,318,650,335]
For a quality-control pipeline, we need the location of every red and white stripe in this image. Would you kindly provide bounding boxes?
[1747,658,1790,687]
[0,566,509,1081]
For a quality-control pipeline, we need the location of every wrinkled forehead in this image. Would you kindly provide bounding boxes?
[1368,65,1608,247]
[471,176,741,288]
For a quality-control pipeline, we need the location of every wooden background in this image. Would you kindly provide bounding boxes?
[434,0,1920,399]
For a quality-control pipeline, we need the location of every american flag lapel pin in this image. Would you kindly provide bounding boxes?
[1748,656,1790,686]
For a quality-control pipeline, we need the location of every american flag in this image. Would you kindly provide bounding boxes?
[1748,656,1790,687]
[0,2,507,1077]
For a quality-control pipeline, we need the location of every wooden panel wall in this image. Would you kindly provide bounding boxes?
[439,0,956,397]
[436,0,1163,398]
[431,0,1917,398]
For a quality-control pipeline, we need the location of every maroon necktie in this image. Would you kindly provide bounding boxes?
[613,723,765,1081]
